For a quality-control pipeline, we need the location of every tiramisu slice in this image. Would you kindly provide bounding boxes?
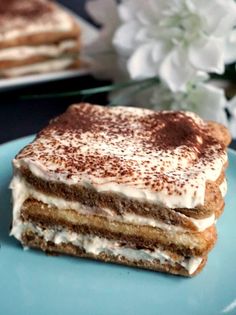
[10,103,231,276]
[0,0,81,77]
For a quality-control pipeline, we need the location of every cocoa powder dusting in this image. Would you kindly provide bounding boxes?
[47,104,215,153]
[0,0,52,20]
[17,103,226,195]
[139,112,204,150]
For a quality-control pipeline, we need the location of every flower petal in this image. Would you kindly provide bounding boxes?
[127,43,160,79]
[85,0,120,53]
[159,48,195,92]
[86,0,119,27]
[187,83,228,125]
[113,21,141,56]
[189,37,224,74]
[224,29,236,64]
[118,0,145,22]
[197,0,236,36]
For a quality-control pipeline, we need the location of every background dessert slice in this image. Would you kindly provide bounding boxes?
[0,40,80,70]
[0,0,80,49]
[10,103,230,276]
[0,58,81,78]
[0,0,81,77]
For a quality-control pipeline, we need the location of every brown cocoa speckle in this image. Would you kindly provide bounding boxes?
[16,103,227,197]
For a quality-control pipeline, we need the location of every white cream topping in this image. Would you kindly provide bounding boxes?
[0,40,78,61]
[1,58,75,77]
[15,144,225,210]
[14,143,225,210]
[10,175,215,233]
[12,221,202,275]
[13,104,228,209]
[0,3,76,43]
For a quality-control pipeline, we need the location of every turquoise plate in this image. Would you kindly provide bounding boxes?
[0,135,236,315]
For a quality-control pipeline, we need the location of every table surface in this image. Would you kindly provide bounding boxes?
[0,0,235,150]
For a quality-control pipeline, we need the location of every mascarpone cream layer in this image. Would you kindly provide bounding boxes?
[10,176,216,233]
[13,221,202,275]
[1,58,76,77]
[0,40,78,61]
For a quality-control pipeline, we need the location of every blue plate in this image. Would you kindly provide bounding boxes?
[0,135,236,315]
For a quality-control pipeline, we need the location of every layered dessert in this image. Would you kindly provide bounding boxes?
[10,103,231,276]
[0,0,81,77]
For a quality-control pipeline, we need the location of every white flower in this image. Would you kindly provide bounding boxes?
[113,0,236,92]
[111,76,229,125]
[226,96,236,137]
[109,77,228,127]
[85,0,124,80]
[86,0,120,52]
[86,0,230,130]
[151,81,228,125]
[224,29,236,64]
